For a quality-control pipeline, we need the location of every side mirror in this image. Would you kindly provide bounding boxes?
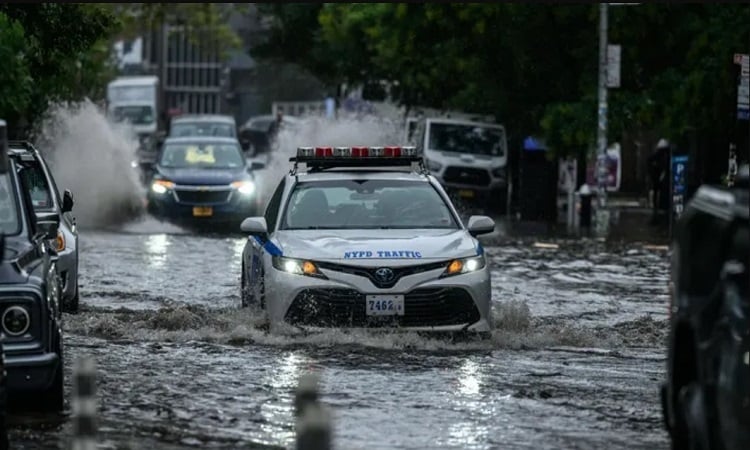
[62,189,74,213]
[467,215,495,237]
[240,217,268,235]
[249,161,265,171]
[36,211,60,240]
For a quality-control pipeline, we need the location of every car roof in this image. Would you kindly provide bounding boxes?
[292,170,432,183]
[6,141,40,159]
[172,115,235,124]
[163,136,240,145]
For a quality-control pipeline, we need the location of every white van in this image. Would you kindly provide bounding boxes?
[106,76,159,136]
[413,117,508,208]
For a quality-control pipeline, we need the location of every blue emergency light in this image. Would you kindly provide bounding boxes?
[290,146,423,170]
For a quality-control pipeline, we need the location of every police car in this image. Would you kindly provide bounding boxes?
[239,146,496,333]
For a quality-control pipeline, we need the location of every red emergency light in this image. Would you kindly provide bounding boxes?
[292,145,422,168]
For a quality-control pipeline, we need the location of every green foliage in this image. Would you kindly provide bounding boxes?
[0,13,33,124]
[253,3,749,158]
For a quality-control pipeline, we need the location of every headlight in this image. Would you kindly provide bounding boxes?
[441,254,486,277]
[54,229,65,252]
[2,305,30,336]
[232,180,256,196]
[272,256,326,279]
[425,158,442,172]
[151,180,174,194]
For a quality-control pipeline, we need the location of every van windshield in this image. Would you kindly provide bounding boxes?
[427,122,506,157]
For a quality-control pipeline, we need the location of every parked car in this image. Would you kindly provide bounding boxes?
[7,141,79,313]
[0,128,65,412]
[661,163,749,450]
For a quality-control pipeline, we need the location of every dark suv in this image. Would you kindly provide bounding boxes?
[661,164,749,450]
[0,125,64,412]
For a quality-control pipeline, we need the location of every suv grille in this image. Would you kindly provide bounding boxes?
[285,287,481,328]
[443,167,491,187]
[174,189,231,204]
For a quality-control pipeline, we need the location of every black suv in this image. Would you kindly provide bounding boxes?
[0,123,64,412]
[661,164,749,450]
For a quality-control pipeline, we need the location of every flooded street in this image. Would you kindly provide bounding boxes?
[10,218,670,449]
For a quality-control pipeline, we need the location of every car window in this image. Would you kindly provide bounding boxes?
[264,178,286,232]
[0,173,21,235]
[18,164,54,211]
[160,143,244,169]
[281,179,458,230]
[171,122,235,138]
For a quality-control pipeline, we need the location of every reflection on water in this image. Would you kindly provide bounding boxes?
[259,351,308,446]
[447,357,490,448]
[144,234,170,268]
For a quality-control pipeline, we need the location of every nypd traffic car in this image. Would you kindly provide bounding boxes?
[239,146,496,332]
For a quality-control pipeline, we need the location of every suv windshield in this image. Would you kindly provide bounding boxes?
[282,179,458,230]
[159,143,245,169]
[0,173,21,235]
[427,122,506,156]
[114,105,155,125]
[170,122,236,138]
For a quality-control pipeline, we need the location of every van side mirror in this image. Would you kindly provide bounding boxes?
[62,189,74,213]
[36,211,60,240]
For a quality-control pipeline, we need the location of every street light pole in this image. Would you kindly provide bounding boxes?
[596,2,610,237]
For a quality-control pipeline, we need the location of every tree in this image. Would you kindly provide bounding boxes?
[0,13,33,126]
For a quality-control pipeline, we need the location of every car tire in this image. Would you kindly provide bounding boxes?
[677,382,711,450]
[38,331,64,413]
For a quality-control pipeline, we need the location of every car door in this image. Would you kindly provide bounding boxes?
[246,178,285,291]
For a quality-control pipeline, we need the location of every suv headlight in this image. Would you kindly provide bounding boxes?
[2,305,30,336]
[272,256,327,279]
[232,180,256,196]
[151,179,174,195]
[425,158,442,172]
[441,254,486,278]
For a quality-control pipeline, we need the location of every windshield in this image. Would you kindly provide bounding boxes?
[427,122,506,156]
[170,122,236,138]
[159,143,245,169]
[113,105,155,125]
[0,173,21,235]
[282,179,458,230]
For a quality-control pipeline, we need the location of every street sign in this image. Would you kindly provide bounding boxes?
[672,155,688,217]
[735,53,749,120]
[607,44,621,88]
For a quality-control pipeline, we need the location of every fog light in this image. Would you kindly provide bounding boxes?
[2,306,30,336]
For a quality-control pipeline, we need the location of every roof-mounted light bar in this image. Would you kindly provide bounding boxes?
[291,146,422,170]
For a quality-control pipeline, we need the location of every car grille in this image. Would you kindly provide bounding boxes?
[443,167,491,187]
[285,287,481,328]
[316,261,449,289]
[174,188,231,204]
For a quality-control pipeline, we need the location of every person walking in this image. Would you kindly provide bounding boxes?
[648,138,670,225]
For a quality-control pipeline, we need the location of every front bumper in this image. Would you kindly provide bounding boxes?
[5,351,59,392]
[148,188,259,223]
[265,261,492,332]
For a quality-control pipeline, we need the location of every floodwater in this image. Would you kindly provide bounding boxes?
[9,216,670,449]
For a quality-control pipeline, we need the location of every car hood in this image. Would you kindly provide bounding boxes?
[0,239,34,284]
[272,229,479,264]
[157,167,248,185]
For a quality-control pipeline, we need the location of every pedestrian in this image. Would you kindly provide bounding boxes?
[648,139,670,225]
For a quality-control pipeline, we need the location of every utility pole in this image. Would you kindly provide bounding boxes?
[596,2,610,238]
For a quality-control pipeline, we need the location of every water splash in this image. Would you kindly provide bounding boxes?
[254,115,404,207]
[31,100,145,229]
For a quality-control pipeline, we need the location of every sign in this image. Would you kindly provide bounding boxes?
[607,45,621,88]
[735,53,749,120]
[672,155,688,217]
[586,143,621,191]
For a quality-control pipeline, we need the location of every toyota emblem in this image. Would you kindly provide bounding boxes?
[374,267,395,283]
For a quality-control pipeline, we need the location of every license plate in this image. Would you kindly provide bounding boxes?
[365,295,405,316]
[192,206,213,217]
[458,189,475,198]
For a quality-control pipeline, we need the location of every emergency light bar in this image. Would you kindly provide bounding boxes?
[291,145,423,170]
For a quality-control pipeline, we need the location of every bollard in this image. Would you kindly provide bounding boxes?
[294,373,320,418]
[578,184,593,233]
[0,341,8,450]
[71,357,97,450]
[296,402,332,450]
